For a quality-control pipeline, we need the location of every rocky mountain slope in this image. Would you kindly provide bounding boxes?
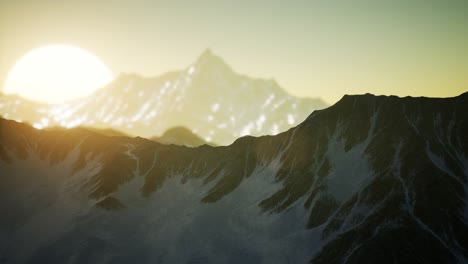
[0,93,467,263]
[0,50,327,145]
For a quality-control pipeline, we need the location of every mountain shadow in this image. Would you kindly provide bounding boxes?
[0,92,467,263]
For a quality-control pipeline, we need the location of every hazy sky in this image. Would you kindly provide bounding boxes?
[1,0,467,104]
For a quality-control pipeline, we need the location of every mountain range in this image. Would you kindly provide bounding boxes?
[1,92,467,263]
[0,49,327,145]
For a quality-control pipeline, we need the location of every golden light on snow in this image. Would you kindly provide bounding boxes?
[4,44,113,104]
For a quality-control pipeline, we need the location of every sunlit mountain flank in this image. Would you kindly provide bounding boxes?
[0,50,327,145]
[1,93,467,263]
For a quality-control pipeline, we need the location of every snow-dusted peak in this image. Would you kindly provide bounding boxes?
[0,50,327,145]
[190,48,234,77]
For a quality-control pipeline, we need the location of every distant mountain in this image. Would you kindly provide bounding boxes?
[0,49,327,145]
[1,93,467,263]
[150,126,210,147]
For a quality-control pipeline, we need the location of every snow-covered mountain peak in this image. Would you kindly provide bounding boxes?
[0,50,327,145]
[195,48,229,68]
[188,49,237,86]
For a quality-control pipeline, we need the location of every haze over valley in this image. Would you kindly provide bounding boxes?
[1,1,467,263]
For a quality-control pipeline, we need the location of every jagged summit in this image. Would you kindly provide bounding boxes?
[321,91,467,114]
[305,91,468,124]
[192,48,233,75]
[197,48,219,62]
[336,91,468,103]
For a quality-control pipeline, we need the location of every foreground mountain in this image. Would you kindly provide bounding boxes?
[0,93,467,263]
[0,49,327,145]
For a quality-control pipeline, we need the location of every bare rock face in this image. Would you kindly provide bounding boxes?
[0,92,467,263]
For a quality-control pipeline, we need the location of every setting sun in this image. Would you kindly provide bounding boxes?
[4,44,113,104]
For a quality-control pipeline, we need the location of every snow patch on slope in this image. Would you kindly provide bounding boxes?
[400,143,467,263]
[55,150,318,263]
[461,154,468,225]
[426,143,468,225]
[325,114,377,203]
[0,145,102,263]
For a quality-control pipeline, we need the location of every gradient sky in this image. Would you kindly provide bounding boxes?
[1,0,467,104]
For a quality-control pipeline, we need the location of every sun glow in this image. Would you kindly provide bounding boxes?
[4,44,113,104]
